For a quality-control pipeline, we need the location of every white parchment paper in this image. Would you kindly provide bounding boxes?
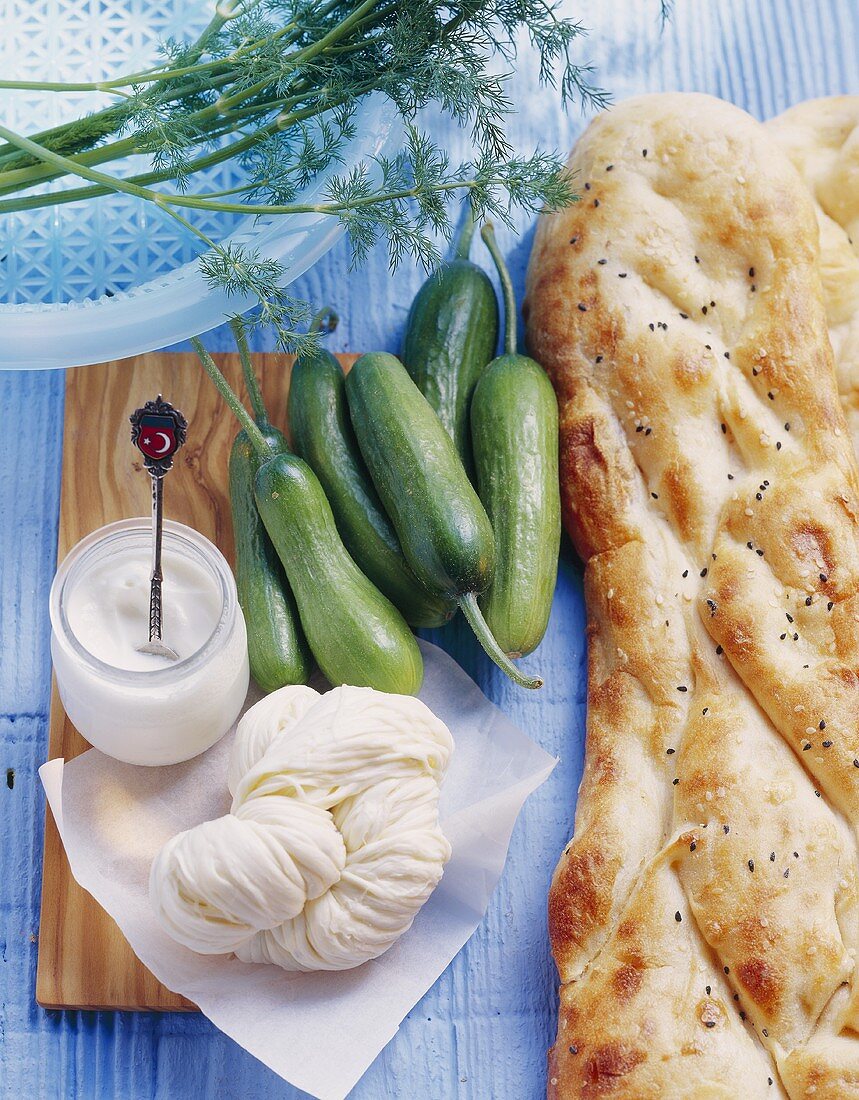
[40,640,556,1100]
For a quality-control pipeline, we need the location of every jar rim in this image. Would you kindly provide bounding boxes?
[50,518,237,686]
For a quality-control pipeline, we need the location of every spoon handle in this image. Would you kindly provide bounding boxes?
[147,472,165,644]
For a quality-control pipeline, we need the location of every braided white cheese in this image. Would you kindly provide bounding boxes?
[150,685,453,971]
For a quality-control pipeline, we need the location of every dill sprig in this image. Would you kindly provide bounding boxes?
[0,0,625,347]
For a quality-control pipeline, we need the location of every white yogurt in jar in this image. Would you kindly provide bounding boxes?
[50,519,249,766]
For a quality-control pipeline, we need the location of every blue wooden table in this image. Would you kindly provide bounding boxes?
[2,2,857,1095]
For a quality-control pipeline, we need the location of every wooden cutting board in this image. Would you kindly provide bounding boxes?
[36,350,357,1011]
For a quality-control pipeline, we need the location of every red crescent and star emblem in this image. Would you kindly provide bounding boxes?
[129,396,188,475]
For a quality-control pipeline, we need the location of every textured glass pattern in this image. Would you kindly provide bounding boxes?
[0,0,245,305]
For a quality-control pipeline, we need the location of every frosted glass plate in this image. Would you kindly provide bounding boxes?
[0,0,401,369]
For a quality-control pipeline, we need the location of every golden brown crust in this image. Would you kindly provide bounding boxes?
[526,93,859,1098]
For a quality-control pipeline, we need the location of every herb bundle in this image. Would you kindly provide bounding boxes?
[0,0,609,346]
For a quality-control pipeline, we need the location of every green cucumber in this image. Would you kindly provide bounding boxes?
[401,209,499,477]
[288,345,456,629]
[472,223,560,657]
[193,338,423,696]
[254,454,423,694]
[229,425,312,690]
[345,351,542,689]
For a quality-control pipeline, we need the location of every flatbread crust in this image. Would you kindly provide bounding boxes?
[525,93,859,1098]
[767,98,859,457]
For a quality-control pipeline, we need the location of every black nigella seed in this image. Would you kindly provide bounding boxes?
[815,790,821,797]
[677,685,688,692]
[777,441,782,449]
[584,182,591,190]
[702,306,708,314]
[598,258,607,265]
[748,860,755,872]
[680,312,689,319]
[695,255,700,264]
[593,199,600,207]
[652,492,659,499]
[700,567,708,577]
[716,645,723,654]
[803,742,811,750]
[806,596,812,606]
[619,272,628,278]
[690,842,696,851]
[769,852,775,861]
[703,707,709,715]
[783,869,789,878]
[768,392,774,400]
[854,759,859,768]
[786,613,793,622]
[706,985,711,995]
[723,824,729,833]
[675,911,682,922]
[643,149,648,156]
[721,423,727,434]
[683,569,689,578]
[569,1045,578,1055]
[606,164,614,171]
[570,237,579,245]
[785,423,790,431]
[666,747,676,755]
[749,267,755,277]
[578,303,587,312]
[828,601,834,611]
[820,720,826,729]
[823,740,833,748]
[673,777,679,785]
[649,323,655,331]
[596,355,603,363]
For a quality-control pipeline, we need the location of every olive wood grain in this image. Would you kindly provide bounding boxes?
[36,351,357,1012]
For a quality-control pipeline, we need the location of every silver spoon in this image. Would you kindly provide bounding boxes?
[129,396,188,661]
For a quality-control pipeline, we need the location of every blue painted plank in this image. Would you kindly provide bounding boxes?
[2,1,858,1096]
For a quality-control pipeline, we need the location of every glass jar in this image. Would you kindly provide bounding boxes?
[50,519,249,766]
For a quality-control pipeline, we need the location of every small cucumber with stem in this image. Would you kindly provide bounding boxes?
[345,350,542,689]
[288,311,456,629]
[193,336,423,696]
[471,223,560,657]
[401,206,499,478]
[228,320,311,690]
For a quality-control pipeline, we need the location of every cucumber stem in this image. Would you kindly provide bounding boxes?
[481,221,517,357]
[230,318,269,426]
[191,337,272,458]
[309,307,338,335]
[458,592,543,689]
[454,203,476,259]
